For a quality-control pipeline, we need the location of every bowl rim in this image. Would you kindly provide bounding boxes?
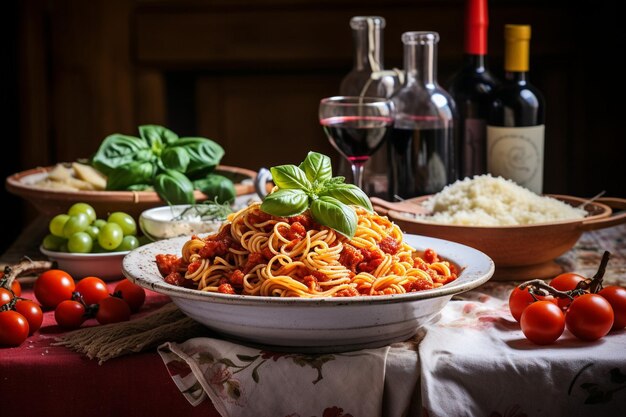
[122,233,495,306]
[40,246,130,259]
[387,194,612,230]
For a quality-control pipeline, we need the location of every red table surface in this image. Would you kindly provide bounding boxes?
[0,280,220,417]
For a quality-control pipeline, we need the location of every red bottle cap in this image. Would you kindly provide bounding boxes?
[465,0,488,55]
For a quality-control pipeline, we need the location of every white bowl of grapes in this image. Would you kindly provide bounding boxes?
[39,203,140,281]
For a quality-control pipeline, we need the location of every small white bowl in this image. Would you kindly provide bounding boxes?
[40,247,129,281]
[139,204,223,241]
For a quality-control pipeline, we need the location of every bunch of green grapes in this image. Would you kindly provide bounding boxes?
[42,203,139,253]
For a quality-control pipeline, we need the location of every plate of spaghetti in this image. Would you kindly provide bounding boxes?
[122,202,494,352]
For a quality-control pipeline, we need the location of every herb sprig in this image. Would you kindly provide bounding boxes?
[260,152,372,238]
[172,198,233,222]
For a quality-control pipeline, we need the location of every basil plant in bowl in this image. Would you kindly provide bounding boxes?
[260,152,372,238]
[91,125,235,205]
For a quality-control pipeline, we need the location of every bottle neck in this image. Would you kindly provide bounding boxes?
[504,71,528,83]
[504,24,531,73]
[404,39,437,86]
[352,19,384,72]
[465,0,488,55]
[462,53,488,71]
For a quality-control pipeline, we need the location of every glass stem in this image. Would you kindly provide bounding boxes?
[351,163,365,189]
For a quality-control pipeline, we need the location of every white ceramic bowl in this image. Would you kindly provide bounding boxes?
[122,234,494,352]
[40,247,129,281]
[139,204,223,241]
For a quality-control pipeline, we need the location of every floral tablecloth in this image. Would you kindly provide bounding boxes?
[156,225,626,417]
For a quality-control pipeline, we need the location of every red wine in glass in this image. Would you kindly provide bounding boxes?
[319,97,394,189]
[320,115,392,166]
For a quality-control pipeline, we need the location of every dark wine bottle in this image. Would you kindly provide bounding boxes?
[487,24,545,193]
[447,0,498,178]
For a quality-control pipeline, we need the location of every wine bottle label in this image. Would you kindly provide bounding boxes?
[486,125,545,193]
[463,118,487,178]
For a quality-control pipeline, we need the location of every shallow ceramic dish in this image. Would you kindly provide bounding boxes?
[122,234,494,352]
[384,195,626,281]
[139,195,257,241]
[40,247,129,281]
[139,204,225,241]
[6,165,257,220]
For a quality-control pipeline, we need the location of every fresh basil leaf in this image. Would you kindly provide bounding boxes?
[260,189,309,217]
[270,165,312,190]
[170,137,225,176]
[320,183,373,211]
[161,147,190,172]
[126,184,152,191]
[91,134,152,175]
[298,152,332,183]
[106,161,156,190]
[310,196,357,238]
[154,169,195,205]
[325,176,346,186]
[194,174,236,204]
[139,125,179,150]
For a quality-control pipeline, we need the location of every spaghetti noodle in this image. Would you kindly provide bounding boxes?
[155,203,458,297]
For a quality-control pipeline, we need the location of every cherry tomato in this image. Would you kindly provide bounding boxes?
[34,269,76,309]
[114,279,146,312]
[11,280,22,297]
[520,301,565,345]
[0,272,21,297]
[508,286,555,322]
[598,286,626,330]
[565,293,614,341]
[54,300,86,329]
[0,310,29,347]
[75,276,110,305]
[550,272,586,310]
[96,296,131,325]
[0,287,13,307]
[14,299,43,334]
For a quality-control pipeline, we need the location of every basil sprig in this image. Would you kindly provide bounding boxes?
[91,125,235,205]
[260,152,372,238]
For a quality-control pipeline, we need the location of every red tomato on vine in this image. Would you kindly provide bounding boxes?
[520,301,565,345]
[565,294,614,341]
[598,286,626,330]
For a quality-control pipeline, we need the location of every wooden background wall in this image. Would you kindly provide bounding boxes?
[2,0,624,253]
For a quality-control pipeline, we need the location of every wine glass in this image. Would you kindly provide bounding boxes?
[319,96,395,190]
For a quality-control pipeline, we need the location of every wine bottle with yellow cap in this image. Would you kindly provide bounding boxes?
[487,24,545,193]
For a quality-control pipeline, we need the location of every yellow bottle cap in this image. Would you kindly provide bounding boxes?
[504,24,531,72]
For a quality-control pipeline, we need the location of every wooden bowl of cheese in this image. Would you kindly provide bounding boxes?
[6,163,257,220]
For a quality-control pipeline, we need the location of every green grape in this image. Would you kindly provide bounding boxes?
[42,234,67,251]
[115,235,140,251]
[68,232,93,253]
[85,225,100,239]
[62,213,90,238]
[107,212,137,236]
[58,241,69,252]
[98,222,124,250]
[49,214,70,238]
[93,219,107,229]
[68,202,97,224]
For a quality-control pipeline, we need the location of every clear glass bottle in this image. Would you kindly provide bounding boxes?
[389,31,458,199]
[487,24,545,194]
[338,16,398,198]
